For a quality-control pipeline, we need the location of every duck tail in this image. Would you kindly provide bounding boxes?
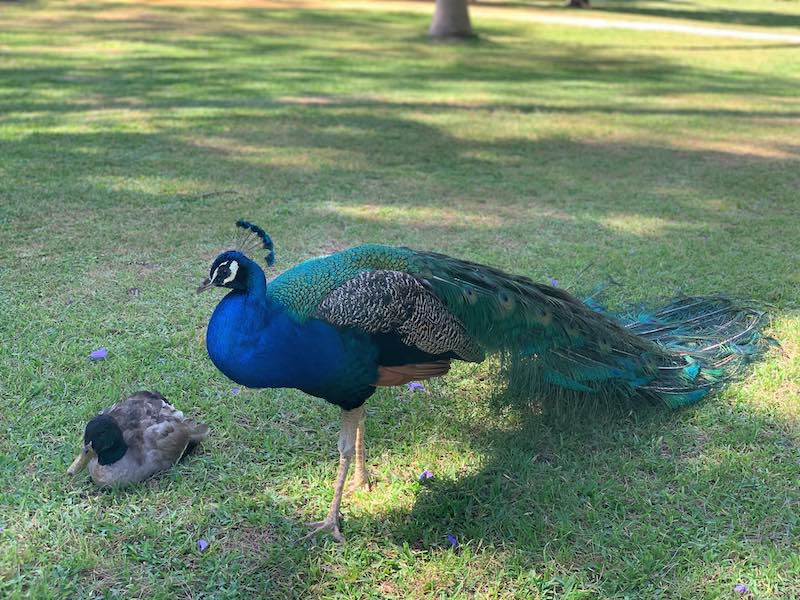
[188,421,210,442]
[180,421,209,460]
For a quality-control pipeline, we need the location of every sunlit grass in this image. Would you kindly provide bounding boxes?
[0,0,798,597]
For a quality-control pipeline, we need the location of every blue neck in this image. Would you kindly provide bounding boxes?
[238,256,267,310]
[205,266,354,395]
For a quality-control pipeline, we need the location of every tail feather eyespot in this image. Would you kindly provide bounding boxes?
[462,286,479,305]
[497,290,515,313]
[534,308,553,327]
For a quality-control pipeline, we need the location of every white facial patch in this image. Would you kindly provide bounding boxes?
[222,260,239,284]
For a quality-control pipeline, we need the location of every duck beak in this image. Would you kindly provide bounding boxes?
[67,444,94,476]
[197,278,213,294]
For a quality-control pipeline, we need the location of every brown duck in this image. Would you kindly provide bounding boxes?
[67,391,208,487]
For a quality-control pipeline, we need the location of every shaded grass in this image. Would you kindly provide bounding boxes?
[477,0,800,30]
[0,0,798,598]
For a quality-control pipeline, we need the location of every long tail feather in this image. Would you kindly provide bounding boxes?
[409,251,772,409]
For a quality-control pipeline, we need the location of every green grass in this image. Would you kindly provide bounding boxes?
[1,0,799,597]
[485,0,800,30]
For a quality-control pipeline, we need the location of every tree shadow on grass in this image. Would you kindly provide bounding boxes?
[3,4,800,119]
[472,0,800,30]
[596,3,800,30]
[3,104,798,307]
[375,391,798,595]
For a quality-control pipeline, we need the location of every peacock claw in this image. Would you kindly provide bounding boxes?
[302,516,344,543]
[347,469,372,494]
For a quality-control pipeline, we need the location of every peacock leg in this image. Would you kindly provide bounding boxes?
[303,405,363,543]
[348,410,371,493]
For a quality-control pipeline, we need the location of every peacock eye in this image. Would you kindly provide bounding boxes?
[214,260,240,285]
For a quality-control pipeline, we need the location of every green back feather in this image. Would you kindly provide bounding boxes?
[268,245,414,320]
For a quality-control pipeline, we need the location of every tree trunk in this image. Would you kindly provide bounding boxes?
[429,0,475,39]
[566,0,591,7]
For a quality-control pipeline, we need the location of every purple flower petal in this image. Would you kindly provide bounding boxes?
[89,347,108,361]
[446,534,459,548]
[418,469,434,481]
[231,387,241,395]
[66,297,74,305]
[197,538,209,552]
[406,381,425,392]
[734,584,749,594]
[547,277,559,287]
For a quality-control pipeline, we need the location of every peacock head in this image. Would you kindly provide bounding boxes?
[198,250,249,292]
[197,220,275,293]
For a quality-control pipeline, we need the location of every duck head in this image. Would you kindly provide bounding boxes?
[67,414,128,475]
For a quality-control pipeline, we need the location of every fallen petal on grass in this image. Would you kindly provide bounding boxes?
[418,469,434,481]
[231,387,241,395]
[89,348,108,361]
[406,381,425,392]
[196,539,209,552]
[446,534,459,548]
[734,584,749,594]
[548,277,559,287]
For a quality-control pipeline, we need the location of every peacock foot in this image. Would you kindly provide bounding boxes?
[302,514,344,543]
[347,469,372,494]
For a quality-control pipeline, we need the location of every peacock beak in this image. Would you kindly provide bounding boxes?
[197,278,213,294]
[67,444,94,475]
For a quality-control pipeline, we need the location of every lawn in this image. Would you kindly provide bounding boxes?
[479,0,800,31]
[1,0,798,597]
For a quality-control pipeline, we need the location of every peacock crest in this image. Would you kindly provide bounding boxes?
[235,219,275,267]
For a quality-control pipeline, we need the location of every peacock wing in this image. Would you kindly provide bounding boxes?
[315,270,485,364]
[373,361,452,386]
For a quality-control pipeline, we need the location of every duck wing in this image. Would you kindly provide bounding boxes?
[108,391,208,468]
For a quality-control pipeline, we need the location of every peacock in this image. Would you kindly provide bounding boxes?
[199,220,770,542]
